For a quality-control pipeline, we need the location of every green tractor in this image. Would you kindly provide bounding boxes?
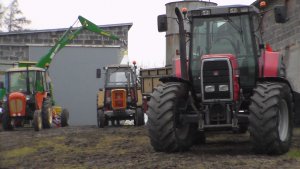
[96,62,144,127]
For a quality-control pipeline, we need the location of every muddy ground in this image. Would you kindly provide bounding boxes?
[0,125,300,169]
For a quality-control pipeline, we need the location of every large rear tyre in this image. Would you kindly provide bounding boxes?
[134,107,144,126]
[97,109,106,128]
[61,109,69,127]
[2,105,13,131]
[249,82,293,155]
[147,82,194,152]
[42,98,52,129]
[33,110,42,131]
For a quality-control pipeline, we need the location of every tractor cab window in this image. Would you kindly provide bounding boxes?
[191,14,257,88]
[8,71,35,93]
[36,71,45,92]
[106,68,134,87]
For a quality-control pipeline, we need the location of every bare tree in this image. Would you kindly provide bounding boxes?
[4,0,31,32]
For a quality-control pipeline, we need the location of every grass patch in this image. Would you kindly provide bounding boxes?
[287,150,300,158]
[3,147,37,158]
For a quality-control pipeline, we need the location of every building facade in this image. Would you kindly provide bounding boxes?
[0,23,132,125]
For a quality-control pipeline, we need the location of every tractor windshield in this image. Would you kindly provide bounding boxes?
[191,14,257,88]
[8,71,35,93]
[106,68,134,87]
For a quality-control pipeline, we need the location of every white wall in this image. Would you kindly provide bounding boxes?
[29,46,121,125]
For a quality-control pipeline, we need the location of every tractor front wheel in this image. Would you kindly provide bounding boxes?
[61,109,69,127]
[42,99,52,129]
[249,82,293,155]
[33,110,42,131]
[134,107,144,126]
[147,82,194,152]
[97,109,107,128]
[2,105,13,131]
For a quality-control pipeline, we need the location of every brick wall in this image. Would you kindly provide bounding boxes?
[0,24,131,62]
[256,0,300,51]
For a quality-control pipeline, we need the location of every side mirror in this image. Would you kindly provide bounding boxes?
[96,69,101,78]
[274,5,287,23]
[157,14,168,32]
[0,81,4,89]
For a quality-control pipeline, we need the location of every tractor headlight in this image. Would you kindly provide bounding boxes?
[26,95,31,101]
[3,96,7,102]
[127,96,132,103]
[219,85,229,92]
[205,85,215,93]
[106,97,111,103]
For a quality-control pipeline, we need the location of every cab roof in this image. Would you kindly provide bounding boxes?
[189,5,259,16]
[107,64,131,68]
[6,67,45,72]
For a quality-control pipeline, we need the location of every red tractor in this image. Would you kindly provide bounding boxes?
[147,4,299,155]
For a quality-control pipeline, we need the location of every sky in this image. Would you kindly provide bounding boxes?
[1,0,254,68]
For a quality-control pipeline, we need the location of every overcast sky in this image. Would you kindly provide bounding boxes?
[2,0,254,67]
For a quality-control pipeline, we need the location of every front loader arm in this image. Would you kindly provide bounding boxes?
[78,15,127,45]
[36,26,84,68]
[36,15,125,69]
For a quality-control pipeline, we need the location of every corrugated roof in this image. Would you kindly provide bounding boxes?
[0,22,133,36]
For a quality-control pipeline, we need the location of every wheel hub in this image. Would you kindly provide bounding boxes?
[278,100,289,141]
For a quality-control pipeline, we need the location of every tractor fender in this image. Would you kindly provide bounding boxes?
[259,51,284,78]
[97,89,105,109]
[136,89,143,107]
[160,76,192,87]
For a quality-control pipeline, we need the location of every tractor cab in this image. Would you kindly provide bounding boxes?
[188,5,260,90]
[5,67,48,96]
[104,65,137,89]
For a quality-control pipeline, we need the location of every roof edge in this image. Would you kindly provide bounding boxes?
[0,22,133,36]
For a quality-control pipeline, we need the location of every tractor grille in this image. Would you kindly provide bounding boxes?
[111,89,127,110]
[8,92,26,116]
[9,99,23,113]
[201,59,232,101]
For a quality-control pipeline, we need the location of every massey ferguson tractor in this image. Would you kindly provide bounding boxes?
[147,4,300,155]
[0,16,126,131]
[96,62,144,127]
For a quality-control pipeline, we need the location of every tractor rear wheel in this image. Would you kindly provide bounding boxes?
[147,82,194,152]
[33,110,42,131]
[97,109,106,128]
[249,82,293,155]
[134,107,144,126]
[61,109,69,127]
[2,105,13,131]
[42,99,52,129]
